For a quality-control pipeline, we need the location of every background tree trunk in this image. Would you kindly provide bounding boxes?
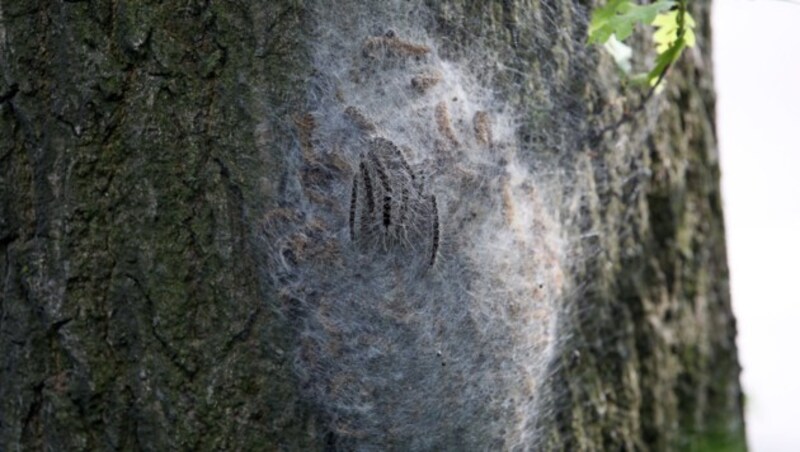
[0,0,744,450]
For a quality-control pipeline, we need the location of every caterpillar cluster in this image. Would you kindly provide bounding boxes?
[262,14,568,449]
[346,108,440,268]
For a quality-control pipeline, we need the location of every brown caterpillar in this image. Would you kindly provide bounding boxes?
[347,136,440,267]
[349,175,358,241]
[430,195,439,266]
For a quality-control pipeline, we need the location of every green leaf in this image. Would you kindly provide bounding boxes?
[646,6,696,88]
[588,0,675,45]
[647,37,684,86]
[652,10,697,53]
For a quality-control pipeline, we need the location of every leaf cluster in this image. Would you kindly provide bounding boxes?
[588,0,696,89]
[588,0,675,44]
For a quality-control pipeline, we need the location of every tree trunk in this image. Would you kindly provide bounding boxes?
[0,0,745,450]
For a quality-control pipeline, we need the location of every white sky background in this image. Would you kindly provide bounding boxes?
[712,1,800,451]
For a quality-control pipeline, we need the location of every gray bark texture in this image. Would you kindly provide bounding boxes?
[0,0,745,450]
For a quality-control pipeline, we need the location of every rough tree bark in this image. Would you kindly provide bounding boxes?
[0,1,744,450]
